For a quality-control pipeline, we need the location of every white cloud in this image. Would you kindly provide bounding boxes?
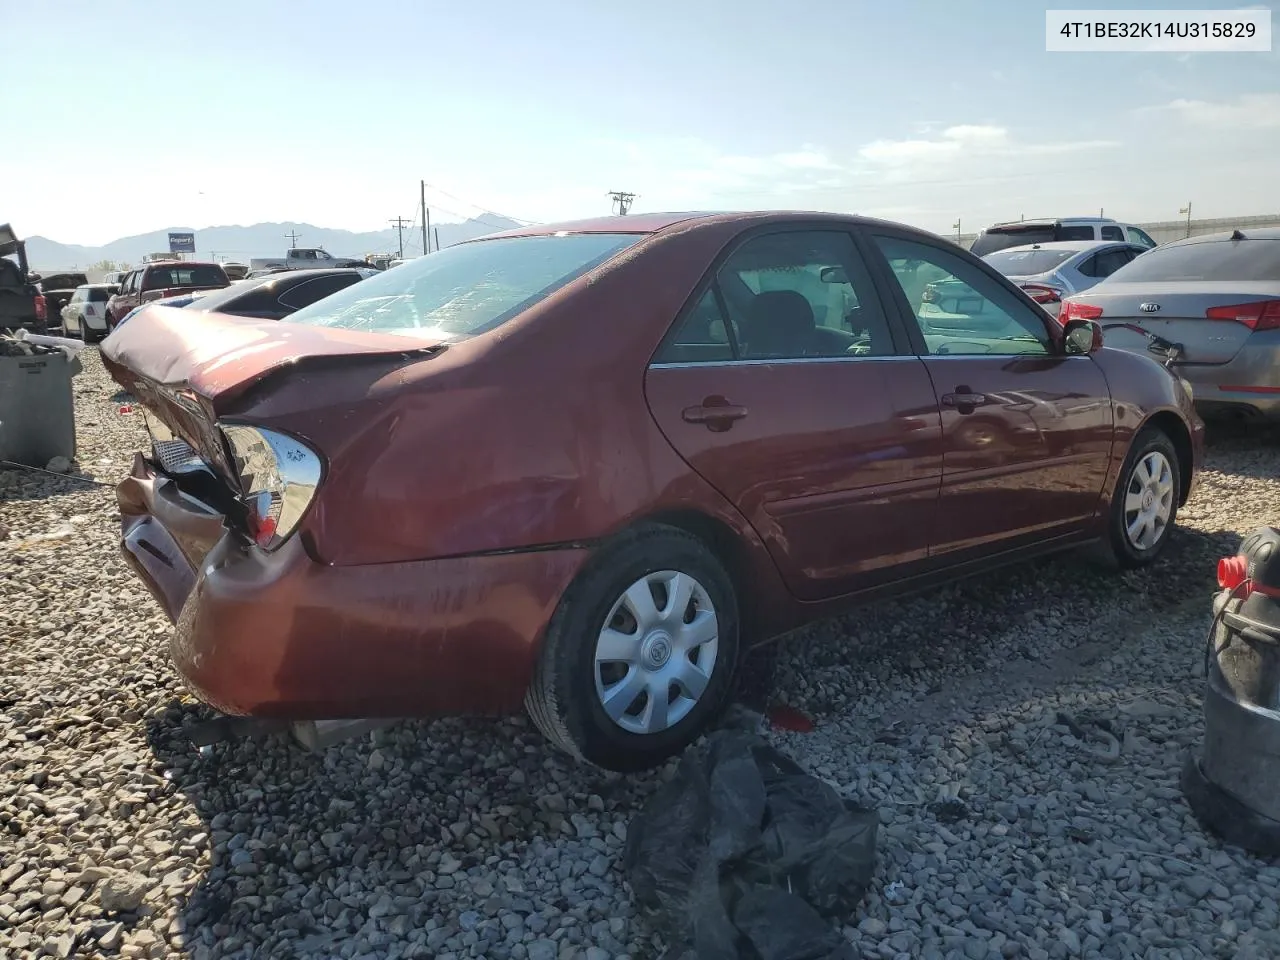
[857,125,1118,166]
[1160,92,1280,129]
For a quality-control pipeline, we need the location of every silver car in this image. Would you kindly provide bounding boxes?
[1060,228,1280,420]
[981,240,1150,319]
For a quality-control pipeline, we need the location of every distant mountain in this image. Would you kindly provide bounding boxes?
[24,216,524,270]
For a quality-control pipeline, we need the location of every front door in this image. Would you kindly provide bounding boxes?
[644,227,942,601]
[863,230,1114,559]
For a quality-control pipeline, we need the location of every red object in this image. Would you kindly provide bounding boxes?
[93,211,1206,728]
[1218,555,1249,591]
[117,404,134,414]
[1021,283,1063,305]
[1060,300,1103,325]
[1205,300,1280,332]
[33,294,46,322]
[767,703,815,733]
[1218,385,1280,395]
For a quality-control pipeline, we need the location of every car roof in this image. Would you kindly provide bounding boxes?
[79,282,118,289]
[1158,227,1280,248]
[988,216,1122,228]
[992,239,1135,255]
[142,260,222,268]
[475,210,948,242]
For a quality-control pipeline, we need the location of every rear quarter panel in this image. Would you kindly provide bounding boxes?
[229,218,803,637]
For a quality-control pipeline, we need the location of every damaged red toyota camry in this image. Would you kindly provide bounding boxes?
[101,212,1203,771]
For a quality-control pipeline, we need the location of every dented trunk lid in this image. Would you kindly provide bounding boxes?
[100,303,448,412]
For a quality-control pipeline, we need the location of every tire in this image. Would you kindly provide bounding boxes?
[1107,425,1180,568]
[525,523,740,771]
[80,319,96,345]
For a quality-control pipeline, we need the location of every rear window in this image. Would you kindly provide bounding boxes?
[1106,238,1280,283]
[983,248,1076,276]
[186,275,276,311]
[969,227,1057,257]
[86,287,110,302]
[143,264,228,290]
[281,233,643,338]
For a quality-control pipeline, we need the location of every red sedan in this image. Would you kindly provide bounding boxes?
[101,212,1203,771]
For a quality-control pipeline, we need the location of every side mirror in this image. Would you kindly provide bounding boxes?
[1062,318,1102,355]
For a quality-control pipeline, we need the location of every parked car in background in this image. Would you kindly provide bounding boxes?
[101,211,1202,772]
[102,270,128,286]
[220,262,249,280]
[975,241,1151,318]
[38,272,89,328]
[61,283,119,342]
[970,217,1158,257]
[168,267,375,320]
[1061,228,1280,422]
[105,261,230,330]
[0,223,46,333]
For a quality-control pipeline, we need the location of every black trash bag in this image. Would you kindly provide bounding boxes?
[624,729,879,960]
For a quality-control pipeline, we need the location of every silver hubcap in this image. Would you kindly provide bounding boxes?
[593,570,719,736]
[1124,450,1174,550]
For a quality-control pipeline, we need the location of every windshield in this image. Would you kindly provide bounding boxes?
[281,233,643,338]
[984,248,1076,276]
[1106,238,1280,283]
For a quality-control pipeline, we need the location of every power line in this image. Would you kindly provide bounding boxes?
[418,180,541,228]
[285,230,302,248]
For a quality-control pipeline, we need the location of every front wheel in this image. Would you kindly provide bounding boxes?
[525,524,740,771]
[1108,426,1180,567]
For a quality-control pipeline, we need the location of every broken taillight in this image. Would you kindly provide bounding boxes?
[220,425,323,551]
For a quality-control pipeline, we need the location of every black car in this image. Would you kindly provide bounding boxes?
[176,267,376,320]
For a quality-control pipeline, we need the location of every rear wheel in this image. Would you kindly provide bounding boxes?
[525,524,739,771]
[1108,426,1180,567]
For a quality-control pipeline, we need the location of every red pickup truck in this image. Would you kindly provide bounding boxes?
[105,261,230,330]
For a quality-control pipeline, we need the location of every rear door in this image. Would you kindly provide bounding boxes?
[863,228,1114,559]
[644,226,942,601]
[1071,237,1280,366]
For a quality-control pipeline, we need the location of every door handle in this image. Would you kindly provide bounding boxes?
[682,397,748,431]
[942,387,986,414]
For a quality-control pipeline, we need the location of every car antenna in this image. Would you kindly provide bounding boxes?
[1230,229,1247,240]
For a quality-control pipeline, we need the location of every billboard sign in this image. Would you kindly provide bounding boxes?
[168,232,196,254]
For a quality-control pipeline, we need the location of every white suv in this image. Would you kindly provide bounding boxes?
[970,217,1158,257]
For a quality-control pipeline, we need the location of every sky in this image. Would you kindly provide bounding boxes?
[2,0,1278,245]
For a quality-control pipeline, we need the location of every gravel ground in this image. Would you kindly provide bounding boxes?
[4,349,1280,960]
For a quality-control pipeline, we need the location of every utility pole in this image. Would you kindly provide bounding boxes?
[421,181,430,254]
[1179,202,1192,238]
[434,227,440,252]
[608,190,636,215]
[285,230,301,249]
[952,218,961,242]
[389,216,411,259]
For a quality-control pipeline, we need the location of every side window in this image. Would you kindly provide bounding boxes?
[277,274,358,310]
[717,231,893,360]
[653,288,735,364]
[654,230,894,363]
[1092,249,1132,278]
[1058,225,1095,241]
[1100,225,1124,241]
[871,235,1052,358]
[1077,255,1100,278]
[1127,226,1157,248]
